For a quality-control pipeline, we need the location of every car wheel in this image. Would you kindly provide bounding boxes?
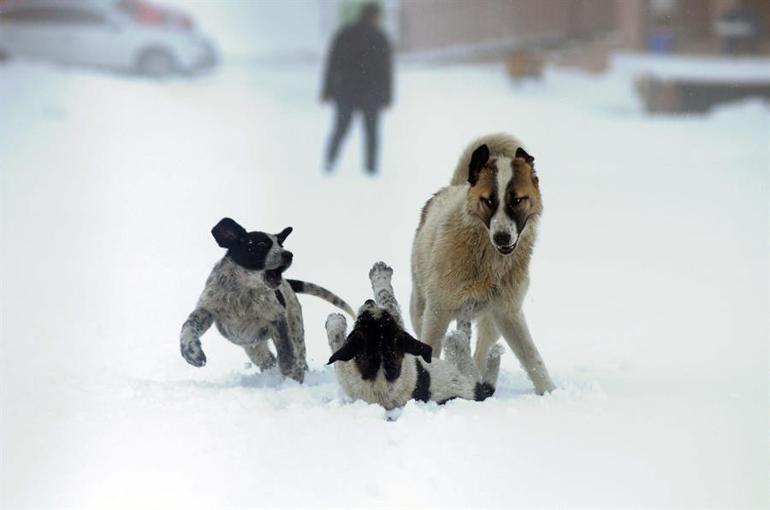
[136,48,175,78]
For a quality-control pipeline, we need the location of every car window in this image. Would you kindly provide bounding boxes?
[0,6,105,25]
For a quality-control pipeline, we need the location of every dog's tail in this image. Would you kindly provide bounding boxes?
[287,279,355,318]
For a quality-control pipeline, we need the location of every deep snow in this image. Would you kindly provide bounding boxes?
[0,56,768,508]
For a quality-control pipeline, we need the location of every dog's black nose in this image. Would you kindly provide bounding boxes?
[493,232,512,246]
[283,251,293,262]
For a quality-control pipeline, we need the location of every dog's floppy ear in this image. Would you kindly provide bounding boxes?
[328,329,364,364]
[212,217,246,249]
[468,144,490,186]
[397,331,432,363]
[276,226,293,245]
[515,146,535,165]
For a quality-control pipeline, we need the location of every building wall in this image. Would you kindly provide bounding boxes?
[398,0,616,53]
[619,0,770,52]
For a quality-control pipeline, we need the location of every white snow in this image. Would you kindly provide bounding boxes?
[612,52,770,83]
[0,57,768,508]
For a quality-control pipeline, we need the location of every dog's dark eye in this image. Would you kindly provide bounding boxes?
[257,242,267,248]
[481,197,494,208]
[511,196,527,207]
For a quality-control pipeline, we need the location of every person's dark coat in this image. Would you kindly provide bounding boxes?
[322,21,392,108]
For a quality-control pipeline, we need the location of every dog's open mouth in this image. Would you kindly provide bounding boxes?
[495,243,516,256]
[264,264,289,288]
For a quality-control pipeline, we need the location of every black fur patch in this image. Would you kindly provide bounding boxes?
[473,382,495,401]
[274,289,286,308]
[329,308,433,383]
[212,218,279,271]
[515,146,535,164]
[468,144,490,186]
[288,279,305,293]
[503,179,530,232]
[411,359,431,402]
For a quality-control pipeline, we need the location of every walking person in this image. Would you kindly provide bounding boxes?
[321,2,392,174]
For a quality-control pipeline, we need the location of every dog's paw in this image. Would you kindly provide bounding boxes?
[488,343,505,359]
[181,341,207,367]
[368,261,393,283]
[444,329,471,354]
[325,313,347,333]
[284,366,306,384]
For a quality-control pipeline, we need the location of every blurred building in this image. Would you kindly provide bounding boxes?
[398,0,616,57]
[618,0,769,54]
[391,0,769,58]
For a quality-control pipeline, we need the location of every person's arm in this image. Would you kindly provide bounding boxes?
[382,34,393,107]
[321,31,343,101]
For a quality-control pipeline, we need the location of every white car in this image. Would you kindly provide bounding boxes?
[0,0,217,76]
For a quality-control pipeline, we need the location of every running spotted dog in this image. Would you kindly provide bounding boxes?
[326,262,503,410]
[180,217,355,383]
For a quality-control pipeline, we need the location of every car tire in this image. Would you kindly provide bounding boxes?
[135,48,175,78]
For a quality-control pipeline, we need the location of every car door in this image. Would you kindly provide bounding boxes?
[0,3,122,68]
[67,8,136,70]
[0,5,69,61]
[33,5,117,67]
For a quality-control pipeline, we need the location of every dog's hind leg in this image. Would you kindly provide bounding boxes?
[482,344,504,389]
[369,262,403,326]
[473,343,504,401]
[473,313,500,376]
[325,313,348,351]
[444,302,479,377]
[243,342,276,372]
[271,318,307,383]
[444,329,481,382]
[493,309,555,395]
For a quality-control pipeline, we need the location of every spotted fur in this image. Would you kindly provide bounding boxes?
[180,218,354,383]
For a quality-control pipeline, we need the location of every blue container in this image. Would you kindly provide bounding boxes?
[648,31,674,54]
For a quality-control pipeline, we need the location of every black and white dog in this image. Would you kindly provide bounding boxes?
[180,217,354,382]
[326,262,503,410]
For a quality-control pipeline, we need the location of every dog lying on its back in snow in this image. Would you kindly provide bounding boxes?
[411,133,555,395]
[180,218,354,383]
[326,262,503,410]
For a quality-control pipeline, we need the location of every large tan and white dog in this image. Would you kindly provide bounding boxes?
[410,133,555,394]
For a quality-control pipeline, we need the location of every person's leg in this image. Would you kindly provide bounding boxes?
[326,102,354,170]
[362,106,380,173]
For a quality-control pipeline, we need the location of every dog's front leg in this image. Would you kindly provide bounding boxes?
[420,301,452,358]
[244,342,276,371]
[270,318,306,383]
[369,261,403,327]
[180,308,213,367]
[473,314,501,376]
[492,309,555,395]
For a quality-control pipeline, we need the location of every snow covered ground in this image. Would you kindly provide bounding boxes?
[0,57,768,508]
